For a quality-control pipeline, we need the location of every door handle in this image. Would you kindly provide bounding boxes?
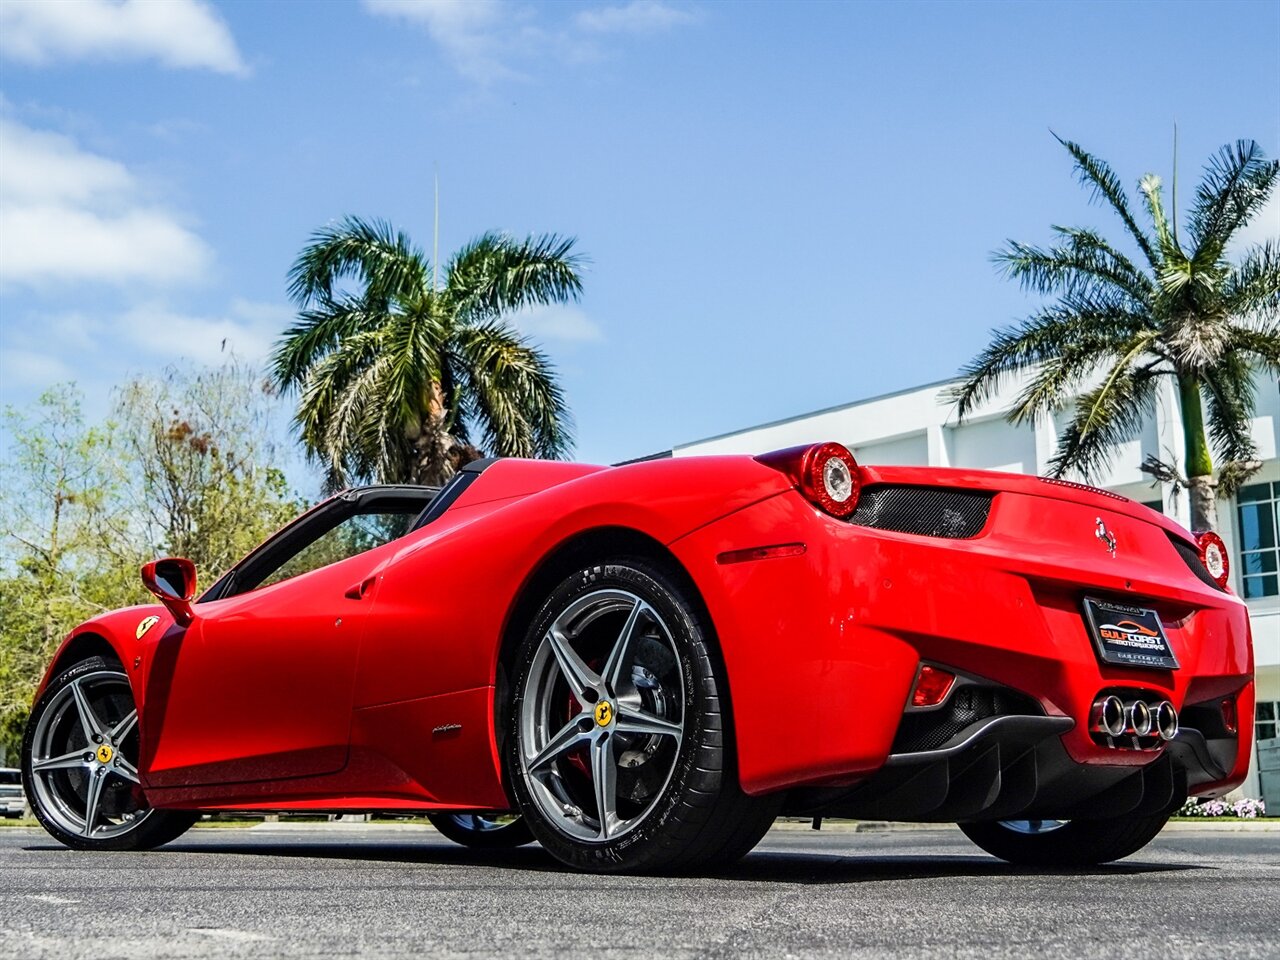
[344,576,377,600]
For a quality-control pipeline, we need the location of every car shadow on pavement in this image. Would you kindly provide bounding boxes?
[34,837,1204,883]
[713,850,1204,884]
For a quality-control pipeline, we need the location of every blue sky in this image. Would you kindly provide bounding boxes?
[1,0,1277,489]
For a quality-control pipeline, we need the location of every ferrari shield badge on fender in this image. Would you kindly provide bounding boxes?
[136,615,160,639]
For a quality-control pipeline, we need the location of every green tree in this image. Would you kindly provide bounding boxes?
[272,217,583,488]
[0,364,303,759]
[0,387,134,757]
[114,361,302,578]
[951,137,1280,532]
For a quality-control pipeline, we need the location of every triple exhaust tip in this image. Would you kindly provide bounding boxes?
[1091,695,1178,741]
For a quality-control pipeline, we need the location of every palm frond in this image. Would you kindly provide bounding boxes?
[1187,140,1280,264]
[1228,320,1280,373]
[287,216,428,308]
[1054,134,1159,269]
[291,329,386,462]
[1048,363,1160,481]
[269,298,382,393]
[1010,330,1163,424]
[1138,174,1182,262]
[1200,356,1259,465]
[321,352,394,487]
[447,232,585,321]
[379,305,445,429]
[1222,240,1280,321]
[451,322,573,459]
[948,295,1150,420]
[994,226,1153,303]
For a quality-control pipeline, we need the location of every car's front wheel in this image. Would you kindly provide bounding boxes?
[507,559,779,874]
[959,813,1171,866]
[22,656,197,851]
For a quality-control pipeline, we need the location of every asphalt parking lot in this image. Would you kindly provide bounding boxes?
[1,823,1276,959]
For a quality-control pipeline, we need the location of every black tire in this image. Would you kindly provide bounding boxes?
[22,656,198,851]
[426,812,535,849]
[959,813,1171,866]
[506,559,780,874]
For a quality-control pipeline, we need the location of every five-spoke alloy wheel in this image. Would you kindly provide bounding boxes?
[507,560,779,873]
[22,656,196,851]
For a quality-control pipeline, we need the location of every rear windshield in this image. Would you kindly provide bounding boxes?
[0,771,19,785]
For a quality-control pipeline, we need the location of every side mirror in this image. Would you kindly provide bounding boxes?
[141,557,198,626]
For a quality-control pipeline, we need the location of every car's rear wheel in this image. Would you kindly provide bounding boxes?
[507,559,779,874]
[22,656,197,851]
[426,812,534,849]
[959,813,1171,866]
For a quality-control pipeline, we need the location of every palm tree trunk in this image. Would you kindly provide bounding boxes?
[410,381,452,486]
[1179,374,1218,533]
[410,381,483,486]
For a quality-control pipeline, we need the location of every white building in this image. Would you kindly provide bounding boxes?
[672,370,1280,802]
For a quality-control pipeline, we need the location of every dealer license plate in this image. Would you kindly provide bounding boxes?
[1081,597,1179,670]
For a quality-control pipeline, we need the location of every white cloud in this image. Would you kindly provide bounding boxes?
[115,300,292,365]
[0,299,294,399]
[512,304,604,343]
[363,0,696,83]
[0,118,131,205]
[363,0,522,83]
[0,117,212,288]
[0,0,248,75]
[575,1,695,34]
[0,348,75,388]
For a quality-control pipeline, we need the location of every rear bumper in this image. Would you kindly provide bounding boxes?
[670,489,1254,806]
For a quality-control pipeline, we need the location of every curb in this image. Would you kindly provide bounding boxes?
[1162,819,1280,832]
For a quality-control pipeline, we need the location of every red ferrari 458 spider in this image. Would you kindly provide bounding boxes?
[22,444,1253,872]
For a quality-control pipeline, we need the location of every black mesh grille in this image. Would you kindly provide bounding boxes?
[891,685,1043,754]
[848,485,993,539]
[1168,533,1226,592]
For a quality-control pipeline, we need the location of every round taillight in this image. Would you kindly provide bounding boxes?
[799,443,861,518]
[1195,531,1230,588]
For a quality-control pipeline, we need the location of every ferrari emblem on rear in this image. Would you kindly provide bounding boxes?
[1095,518,1116,557]
[594,701,613,727]
[136,615,160,639]
[96,744,114,764]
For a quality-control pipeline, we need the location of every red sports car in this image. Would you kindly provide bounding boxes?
[22,444,1253,872]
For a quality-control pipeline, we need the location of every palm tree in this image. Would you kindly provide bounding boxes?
[272,217,584,489]
[951,137,1280,532]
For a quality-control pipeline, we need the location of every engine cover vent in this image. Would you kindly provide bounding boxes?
[848,485,993,540]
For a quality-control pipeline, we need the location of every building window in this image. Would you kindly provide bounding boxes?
[1259,701,1278,745]
[1237,481,1279,599]
[1141,498,1163,514]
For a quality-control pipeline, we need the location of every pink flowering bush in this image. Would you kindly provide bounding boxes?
[1178,797,1267,818]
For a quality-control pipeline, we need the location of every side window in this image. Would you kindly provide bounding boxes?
[257,511,417,590]
[1236,481,1279,599]
[1258,700,1277,744]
